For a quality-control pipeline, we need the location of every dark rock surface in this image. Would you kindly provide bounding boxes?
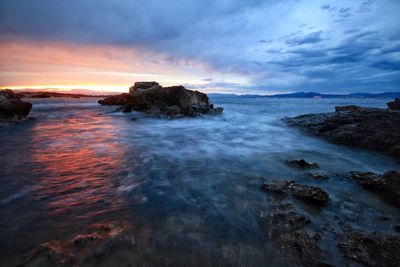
[283,106,400,158]
[338,230,400,267]
[307,172,329,180]
[349,170,400,207]
[18,222,135,267]
[387,98,400,110]
[0,89,32,123]
[99,83,223,118]
[261,178,329,206]
[98,93,134,106]
[287,159,319,169]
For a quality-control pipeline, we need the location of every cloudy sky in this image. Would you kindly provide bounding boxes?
[0,0,399,94]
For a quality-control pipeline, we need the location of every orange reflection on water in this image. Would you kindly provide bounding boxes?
[29,109,129,221]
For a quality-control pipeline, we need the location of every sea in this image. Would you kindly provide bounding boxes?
[0,96,399,266]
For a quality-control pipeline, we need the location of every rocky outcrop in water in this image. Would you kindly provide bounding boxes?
[338,230,400,267]
[0,89,32,123]
[387,98,400,110]
[261,178,329,206]
[98,82,223,118]
[349,170,400,207]
[286,159,319,169]
[19,222,135,267]
[283,106,400,158]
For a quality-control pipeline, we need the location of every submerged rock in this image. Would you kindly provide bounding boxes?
[349,170,400,207]
[0,90,32,123]
[283,106,400,158]
[18,222,135,266]
[99,82,223,118]
[287,159,319,169]
[338,230,400,267]
[307,172,329,180]
[259,201,310,237]
[387,98,400,110]
[278,230,331,267]
[261,178,329,206]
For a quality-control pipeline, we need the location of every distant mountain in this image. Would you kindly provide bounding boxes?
[209,92,400,99]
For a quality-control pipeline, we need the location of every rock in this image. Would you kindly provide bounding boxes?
[114,105,132,113]
[283,107,400,158]
[387,98,400,110]
[335,105,361,112]
[19,222,135,266]
[99,82,223,118]
[287,159,319,168]
[277,230,332,267]
[261,178,329,206]
[307,172,329,180]
[98,93,134,106]
[258,201,310,237]
[338,230,400,267]
[349,170,400,207]
[129,81,161,94]
[0,90,32,123]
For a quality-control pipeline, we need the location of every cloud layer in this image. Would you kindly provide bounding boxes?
[0,0,399,93]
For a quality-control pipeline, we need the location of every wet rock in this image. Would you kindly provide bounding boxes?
[0,90,32,123]
[387,98,400,110]
[99,82,223,118]
[261,178,329,206]
[307,172,329,180]
[287,159,319,168]
[18,222,135,267]
[258,201,310,237]
[338,230,400,267]
[114,104,132,113]
[283,107,400,158]
[277,230,332,267]
[349,170,400,207]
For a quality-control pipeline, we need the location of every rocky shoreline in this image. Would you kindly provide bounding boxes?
[98,82,223,118]
[0,89,32,123]
[283,102,400,158]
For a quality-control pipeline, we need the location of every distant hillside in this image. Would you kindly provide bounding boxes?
[209,92,400,99]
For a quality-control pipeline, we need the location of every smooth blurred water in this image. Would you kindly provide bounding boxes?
[0,97,399,266]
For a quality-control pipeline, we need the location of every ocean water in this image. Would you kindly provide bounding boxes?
[0,97,399,266]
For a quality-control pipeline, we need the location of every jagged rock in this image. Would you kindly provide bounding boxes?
[99,83,223,118]
[277,230,332,267]
[258,201,310,237]
[261,178,329,206]
[18,222,135,267]
[338,230,400,267]
[387,98,400,110]
[349,170,400,206]
[287,159,319,169]
[283,107,400,158]
[0,90,32,123]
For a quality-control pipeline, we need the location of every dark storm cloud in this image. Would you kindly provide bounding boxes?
[0,0,399,93]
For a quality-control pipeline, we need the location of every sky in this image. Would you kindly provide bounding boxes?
[0,0,399,94]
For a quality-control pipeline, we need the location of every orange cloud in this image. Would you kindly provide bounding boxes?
[0,39,213,92]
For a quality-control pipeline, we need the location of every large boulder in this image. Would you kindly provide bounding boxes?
[387,98,400,110]
[98,83,223,118]
[283,107,400,158]
[0,90,32,123]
